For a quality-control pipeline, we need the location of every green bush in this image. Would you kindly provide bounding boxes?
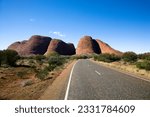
[46,51,60,58]
[0,50,20,66]
[71,55,89,60]
[47,56,66,71]
[138,53,150,60]
[35,68,49,80]
[94,53,121,62]
[122,52,137,62]
[35,55,68,80]
[136,61,150,71]
[34,55,46,61]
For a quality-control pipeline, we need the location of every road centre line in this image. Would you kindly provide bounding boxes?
[95,70,101,76]
[64,60,79,100]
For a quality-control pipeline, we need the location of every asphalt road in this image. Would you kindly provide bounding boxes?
[65,59,150,100]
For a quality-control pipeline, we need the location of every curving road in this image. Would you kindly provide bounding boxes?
[65,59,150,100]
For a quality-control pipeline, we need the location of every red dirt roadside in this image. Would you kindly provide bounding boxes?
[39,61,76,100]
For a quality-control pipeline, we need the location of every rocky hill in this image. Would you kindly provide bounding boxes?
[95,39,122,55]
[44,39,75,56]
[8,35,75,56]
[7,35,122,56]
[8,35,52,56]
[76,36,122,55]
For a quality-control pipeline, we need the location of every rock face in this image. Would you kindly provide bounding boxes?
[44,39,75,56]
[8,35,75,56]
[76,36,100,55]
[8,35,122,56]
[76,36,122,55]
[8,35,52,56]
[95,39,122,55]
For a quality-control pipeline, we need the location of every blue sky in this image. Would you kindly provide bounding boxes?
[0,0,150,53]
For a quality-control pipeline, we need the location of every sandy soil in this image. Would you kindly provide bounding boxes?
[39,61,76,100]
[0,60,75,100]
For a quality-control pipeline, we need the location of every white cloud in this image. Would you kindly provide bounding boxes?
[49,31,66,37]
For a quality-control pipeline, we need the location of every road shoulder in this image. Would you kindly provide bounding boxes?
[90,59,150,82]
[39,60,76,100]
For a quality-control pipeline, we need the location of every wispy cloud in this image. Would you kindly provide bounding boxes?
[49,31,66,37]
[29,18,35,22]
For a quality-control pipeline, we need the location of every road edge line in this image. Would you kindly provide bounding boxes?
[64,60,79,100]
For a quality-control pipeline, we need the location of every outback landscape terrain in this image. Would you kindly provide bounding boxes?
[0,35,150,100]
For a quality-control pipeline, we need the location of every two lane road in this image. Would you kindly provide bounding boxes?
[65,59,150,100]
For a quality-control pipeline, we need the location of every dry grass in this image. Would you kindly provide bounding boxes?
[0,59,73,100]
[92,59,150,80]
[0,67,53,99]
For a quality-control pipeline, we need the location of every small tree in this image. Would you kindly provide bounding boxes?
[122,51,137,62]
[0,50,3,66]
[1,50,20,66]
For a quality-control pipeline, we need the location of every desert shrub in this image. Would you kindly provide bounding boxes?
[26,55,46,61]
[47,56,66,71]
[0,50,20,66]
[94,53,121,62]
[17,71,27,79]
[29,59,34,64]
[145,56,150,61]
[35,68,49,80]
[136,61,150,71]
[35,55,68,80]
[138,53,150,60]
[122,51,137,62]
[34,55,46,61]
[93,55,99,61]
[46,51,60,58]
[71,55,88,60]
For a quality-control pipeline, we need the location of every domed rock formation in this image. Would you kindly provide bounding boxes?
[8,35,52,56]
[44,39,75,56]
[76,36,100,55]
[67,43,76,55]
[96,39,122,55]
[24,35,52,55]
[76,36,122,55]
[8,35,122,56]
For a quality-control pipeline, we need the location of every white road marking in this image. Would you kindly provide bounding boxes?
[64,60,79,100]
[96,61,150,83]
[95,70,101,76]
